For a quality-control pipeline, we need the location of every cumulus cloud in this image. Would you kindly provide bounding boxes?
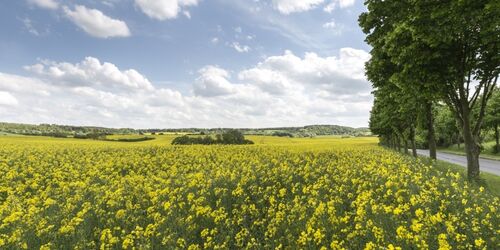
[27,0,59,10]
[134,0,199,20]
[0,48,372,128]
[63,5,130,38]
[24,57,154,91]
[272,0,325,14]
[238,68,292,95]
[194,66,235,97]
[0,91,18,106]
[323,0,355,13]
[270,0,355,14]
[240,48,371,95]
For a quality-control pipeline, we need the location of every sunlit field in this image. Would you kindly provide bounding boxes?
[0,135,498,249]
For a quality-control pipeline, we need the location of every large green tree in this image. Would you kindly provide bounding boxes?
[361,0,499,180]
[360,0,437,159]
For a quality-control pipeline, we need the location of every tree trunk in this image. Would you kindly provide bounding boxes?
[410,126,417,157]
[495,124,499,154]
[462,109,481,181]
[426,102,437,160]
[396,135,401,152]
[403,138,409,155]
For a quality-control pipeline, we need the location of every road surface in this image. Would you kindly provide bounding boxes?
[416,149,500,176]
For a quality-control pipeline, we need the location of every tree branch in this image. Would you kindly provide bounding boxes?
[473,75,498,134]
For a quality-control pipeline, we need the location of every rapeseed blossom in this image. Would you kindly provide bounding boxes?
[0,136,498,248]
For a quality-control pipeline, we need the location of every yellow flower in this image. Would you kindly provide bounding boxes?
[474,238,485,247]
[387,244,402,250]
[438,234,451,250]
[393,207,403,215]
[364,241,376,250]
[279,188,287,197]
[415,208,424,219]
[115,209,126,219]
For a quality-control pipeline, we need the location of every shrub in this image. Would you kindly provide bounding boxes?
[172,130,254,145]
[272,132,294,137]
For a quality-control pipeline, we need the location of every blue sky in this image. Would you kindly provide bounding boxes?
[0,0,372,129]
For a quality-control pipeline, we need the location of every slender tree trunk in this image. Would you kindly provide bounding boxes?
[495,124,499,154]
[403,138,409,155]
[395,135,401,152]
[426,102,437,160]
[410,126,417,157]
[462,108,481,181]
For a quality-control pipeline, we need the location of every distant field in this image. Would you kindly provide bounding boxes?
[0,135,498,249]
[0,133,378,148]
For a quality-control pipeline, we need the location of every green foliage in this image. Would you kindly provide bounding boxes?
[360,0,499,179]
[0,123,132,138]
[106,137,155,143]
[172,130,254,145]
[272,132,294,137]
[434,105,461,147]
[0,122,370,138]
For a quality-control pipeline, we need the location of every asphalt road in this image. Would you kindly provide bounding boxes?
[416,149,500,176]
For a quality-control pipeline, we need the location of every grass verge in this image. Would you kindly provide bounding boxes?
[438,149,500,161]
[438,141,500,161]
[418,156,500,197]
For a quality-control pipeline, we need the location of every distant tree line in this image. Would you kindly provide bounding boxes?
[105,137,155,142]
[0,123,134,137]
[172,130,254,145]
[272,132,294,137]
[0,123,370,138]
[360,0,499,180]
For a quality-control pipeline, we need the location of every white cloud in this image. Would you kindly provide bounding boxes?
[134,0,199,20]
[322,19,344,35]
[323,0,355,13]
[21,18,40,36]
[0,91,18,106]
[193,66,235,97]
[241,48,371,95]
[0,48,372,128]
[63,5,130,38]
[269,0,355,14]
[27,0,59,10]
[272,0,325,14]
[230,42,251,53]
[238,68,292,95]
[211,37,219,44]
[322,20,336,29]
[24,57,154,91]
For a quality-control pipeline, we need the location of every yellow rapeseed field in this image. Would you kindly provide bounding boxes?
[0,135,498,249]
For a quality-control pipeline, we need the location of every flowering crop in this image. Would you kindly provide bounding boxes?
[0,136,498,249]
